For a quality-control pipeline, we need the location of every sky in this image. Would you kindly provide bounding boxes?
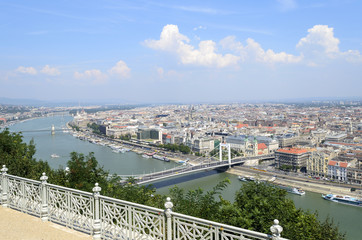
[1,0,362,104]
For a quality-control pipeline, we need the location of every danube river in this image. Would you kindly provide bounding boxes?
[6,115,362,239]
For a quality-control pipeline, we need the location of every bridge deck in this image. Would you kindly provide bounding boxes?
[136,154,274,185]
[0,207,92,240]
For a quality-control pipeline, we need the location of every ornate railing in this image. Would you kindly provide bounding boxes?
[0,165,287,240]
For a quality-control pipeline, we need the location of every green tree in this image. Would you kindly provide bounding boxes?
[0,129,52,180]
[168,179,230,220]
[66,152,109,192]
[217,181,345,240]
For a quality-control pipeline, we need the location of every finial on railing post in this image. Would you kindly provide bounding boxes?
[1,165,8,207]
[164,197,173,240]
[270,219,283,240]
[92,183,102,240]
[40,172,48,221]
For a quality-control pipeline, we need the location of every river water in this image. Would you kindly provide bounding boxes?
[6,115,362,239]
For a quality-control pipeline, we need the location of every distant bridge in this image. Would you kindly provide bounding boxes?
[120,154,275,185]
[9,126,69,134]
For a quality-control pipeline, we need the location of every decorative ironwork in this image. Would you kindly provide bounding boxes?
[47,184,94,234]
[172,212,280,240]
[1,172,287,240]
[7,175,41,216]
[100,196,165,239]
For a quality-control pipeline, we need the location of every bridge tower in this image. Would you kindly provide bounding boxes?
[51,125,55,135]
[219,143,231,167]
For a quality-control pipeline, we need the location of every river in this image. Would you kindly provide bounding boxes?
[6,115,362,239]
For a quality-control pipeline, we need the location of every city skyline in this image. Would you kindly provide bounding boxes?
[1,0,362,104]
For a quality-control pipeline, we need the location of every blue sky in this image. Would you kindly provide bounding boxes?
[1,0,361,103]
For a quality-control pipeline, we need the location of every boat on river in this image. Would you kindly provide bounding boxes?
[51,154,60,158]
[277,185,305,196]
[152,154,170,162]
[322,194,362,207]
[238,176,256,182]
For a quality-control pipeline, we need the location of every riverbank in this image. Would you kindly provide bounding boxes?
[227,166,362,198]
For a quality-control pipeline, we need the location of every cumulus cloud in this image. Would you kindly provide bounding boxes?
[109,60,131,79]
[16,66,37,75]
[40,65,60,76]
[144,24,240,68]
[74,60,131,84]
[297,25,361,63]
[146,24,361,68]
[220,36,302,63]
[297,25,340,54]
[74,69,108,84]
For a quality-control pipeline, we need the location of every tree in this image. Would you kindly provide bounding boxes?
[66,152,109,192]
[0,129,52,180]
[217,181,345,240]
[168,179,230,220]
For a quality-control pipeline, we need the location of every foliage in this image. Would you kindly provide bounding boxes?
[217,181,345,240]
[159,143,190,154]
[119,134,131,141]
[87,122,101,134]
[0,129,51,180]
[65,152,109,192]
[168,178,230,220]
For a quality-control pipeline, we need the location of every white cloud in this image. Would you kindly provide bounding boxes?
[73,60,131,84]
[144,24,240,68]
[74,69,108,84]
[40,65,60,76]
[16,66,37,75]
[297,25,361,62]
[297,25,340,54]
[109,60,131,79]
[220,36,302,63]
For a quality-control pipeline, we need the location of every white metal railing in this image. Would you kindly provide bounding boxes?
[0,165,287,240]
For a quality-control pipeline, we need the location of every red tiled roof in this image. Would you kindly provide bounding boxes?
[276,148,308,154]
[236,124,249,128]
[328,160,337,166]
[114,125,127,129]
[258,143,267,150]
[339,162,348,168]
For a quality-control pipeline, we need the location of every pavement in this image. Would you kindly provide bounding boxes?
[0,207,92,240]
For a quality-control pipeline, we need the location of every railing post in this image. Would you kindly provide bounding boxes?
[92,183,102,240]
[40,172,48,221]
[270,219,283,240]
[164,197,173,240]
[1,165,8,208]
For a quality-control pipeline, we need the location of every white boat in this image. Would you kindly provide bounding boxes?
[51,154,60,158]
[322,194,362,207]
[278,185,305,196]
[238,176,256,182]
[142,154,151,158]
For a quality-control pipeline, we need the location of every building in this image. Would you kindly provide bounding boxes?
[277,134,298,148]
[307,151,336,177]
[327,160,348,182]
[137,128,160,140]
[275,148,309,171]
[192,137,215,154]
[325,133,347,142]
[347,168,362,185]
